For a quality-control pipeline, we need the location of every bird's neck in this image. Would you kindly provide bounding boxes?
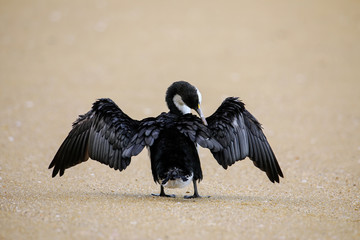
[166,94,190,115]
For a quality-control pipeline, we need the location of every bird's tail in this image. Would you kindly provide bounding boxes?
[161,168,187,185]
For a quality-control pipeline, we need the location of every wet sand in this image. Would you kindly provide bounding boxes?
[1,1,359,239]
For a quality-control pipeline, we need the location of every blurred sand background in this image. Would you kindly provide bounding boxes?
[1,0,360,239]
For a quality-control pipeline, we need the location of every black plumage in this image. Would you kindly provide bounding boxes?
[49,81,283,198]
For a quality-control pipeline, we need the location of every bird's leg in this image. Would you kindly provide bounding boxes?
[152,185,175,198]
[184,179,202,199]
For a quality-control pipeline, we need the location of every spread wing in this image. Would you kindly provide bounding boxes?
[49,98,140,177]
[206,97,283,183]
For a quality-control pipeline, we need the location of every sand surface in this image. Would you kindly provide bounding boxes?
[1,1,360,239]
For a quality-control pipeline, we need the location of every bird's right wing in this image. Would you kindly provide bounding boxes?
[206,97,283,183]
[49,98,140,177]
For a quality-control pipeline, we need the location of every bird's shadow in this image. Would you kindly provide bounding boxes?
[42,189,281,204]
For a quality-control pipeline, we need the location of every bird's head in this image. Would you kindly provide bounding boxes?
[165,81,207,125]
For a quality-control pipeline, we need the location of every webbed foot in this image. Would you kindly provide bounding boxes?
[184,180,209,199]
[152,185,175,198]
[184,194,201,199]
[152,193,176,198]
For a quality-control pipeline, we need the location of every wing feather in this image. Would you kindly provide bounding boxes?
[123,113,222,159]
[206,97,283,183]
[176,114,222,152]
[49,98,140,177]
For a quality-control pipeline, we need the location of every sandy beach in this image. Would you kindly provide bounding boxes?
[1,1,359,239]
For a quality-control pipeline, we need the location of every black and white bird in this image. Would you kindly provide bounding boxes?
[49,81,283,198]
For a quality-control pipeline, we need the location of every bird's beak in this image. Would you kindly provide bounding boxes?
[195,105,208,126]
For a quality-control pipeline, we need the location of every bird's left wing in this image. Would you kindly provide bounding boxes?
[206,97,283,183]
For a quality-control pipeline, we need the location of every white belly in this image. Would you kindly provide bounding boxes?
[162,173,193,189]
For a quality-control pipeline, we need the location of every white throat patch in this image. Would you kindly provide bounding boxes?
[173,94,191,114]
[196,88,202,104]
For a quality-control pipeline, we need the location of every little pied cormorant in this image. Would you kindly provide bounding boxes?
[49,81,283,198]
